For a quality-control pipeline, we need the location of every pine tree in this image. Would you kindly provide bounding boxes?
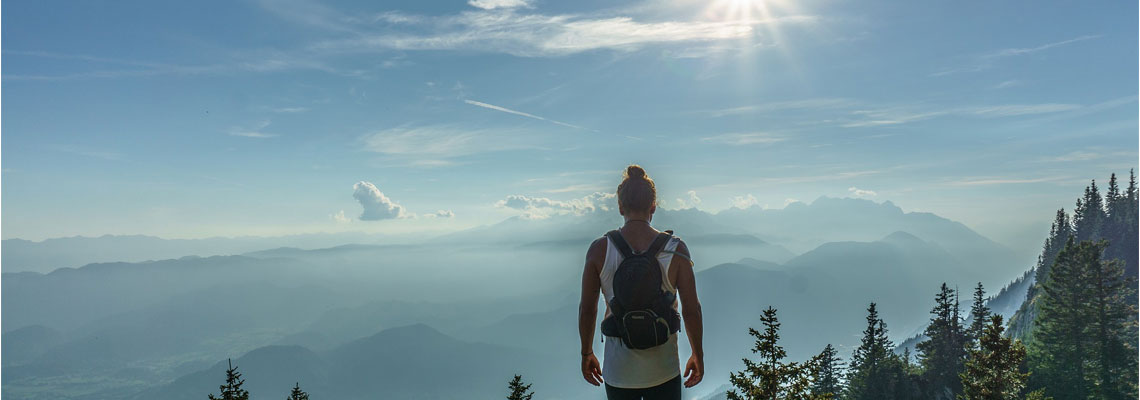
[208,359,249,400]
[959,315,1028,400]
[1007,209,1072,340]
[728,306,827,400]
[506,374,534,400]
[811,344,844,398]
[917,283,967,400]
[1024,234,1138,399]
[1085,243,1137,399]
[966,282,990,349]
[845,303,895,400]
[286,382,309,400]
[1029,237,1092,398]
[1072,180,1105,241]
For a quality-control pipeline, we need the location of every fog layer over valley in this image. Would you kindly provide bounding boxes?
[3,197,1034,399]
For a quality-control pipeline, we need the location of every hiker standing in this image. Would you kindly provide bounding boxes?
[578,165,704,399]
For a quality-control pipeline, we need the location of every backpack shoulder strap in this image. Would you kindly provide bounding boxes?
[645,231,673,257]
[605,230,634,258]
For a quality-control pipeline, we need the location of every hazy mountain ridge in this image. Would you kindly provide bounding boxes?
[140,323,580,400]
[1,197,1037,399]
[1,232,405,274]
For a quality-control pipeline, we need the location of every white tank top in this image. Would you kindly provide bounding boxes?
[599,232,684,389]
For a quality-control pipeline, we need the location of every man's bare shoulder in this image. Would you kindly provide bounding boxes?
[585,236,608,263]
[668,236,693,266]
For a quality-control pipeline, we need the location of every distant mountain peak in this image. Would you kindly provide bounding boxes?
[879,231,926,245]
[809,196,904,214]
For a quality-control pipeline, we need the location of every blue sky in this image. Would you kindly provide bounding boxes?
[2,0,1137,253]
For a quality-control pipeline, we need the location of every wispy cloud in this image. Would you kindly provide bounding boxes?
[701,132,786,145]
[463,99,587,130]
[360,124,539,165]
[932,35,1101,77]
[983,35,1101,58]
[54,145,125,161]
[543,183,608,194]
[945,176,1062,186]
[271,106,310,113]
[3,49,350,81]
[841,109,947,128]
[840,102,1083,128]
[701,98,852,117]
[993,80,1022,89]
[228,120,278,138]
[967,103,1082,117]
[309,11,816,57]
[468,0,532,10]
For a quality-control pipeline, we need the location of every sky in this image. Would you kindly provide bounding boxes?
[2,0,1137,254]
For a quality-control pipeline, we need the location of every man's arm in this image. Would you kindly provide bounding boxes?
[673,240,704,387]
[578,237,606,386]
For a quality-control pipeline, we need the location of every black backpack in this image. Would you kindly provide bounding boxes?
[600,229,682,349]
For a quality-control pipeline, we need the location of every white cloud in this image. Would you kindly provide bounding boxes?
[701,132,785,146]
[783,198,801,207]
[310,11,815,57]
[353,181,410,220]
[1047,151,1102,162]
[702,98,853,117]
[228,120,278,138]
[423,209,456,218]
[496,192,616,219]
[361,125,531,159]
[842,109,947,128]
[674,190,703,209]
[543,183,608,193]
[464,99,587,130]
[848,187,877,198]
[966,104,1082,117]
[468,0,532,10]
[730,194,759,209]
[984,35,1100,58]
[933,35,1100,77]
[271,106,309,113]
[946,177,1060,186]
[993,80,1022,89]
[331,210,351,223]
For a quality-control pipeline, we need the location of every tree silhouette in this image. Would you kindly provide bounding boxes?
[207,359,249,400]
[286,382,309,400]
[507,374,534,400]
[959,315,1028,400]
[917,284,967,400]
[728,306,827,400]
[966,282,990,349]
[810,344,844,398]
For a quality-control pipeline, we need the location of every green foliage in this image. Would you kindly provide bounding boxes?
[207,359,249,400]
[810,344,843,398]
[966,282,989,349]
[286,382,309,400]
[958,315,1028,400]
[917,284,967,400]
[728,306,829,400]
[844,303,920,400]
[1073,179,1106,241]
[506,374,534,400]
[1028,239,1137,399]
